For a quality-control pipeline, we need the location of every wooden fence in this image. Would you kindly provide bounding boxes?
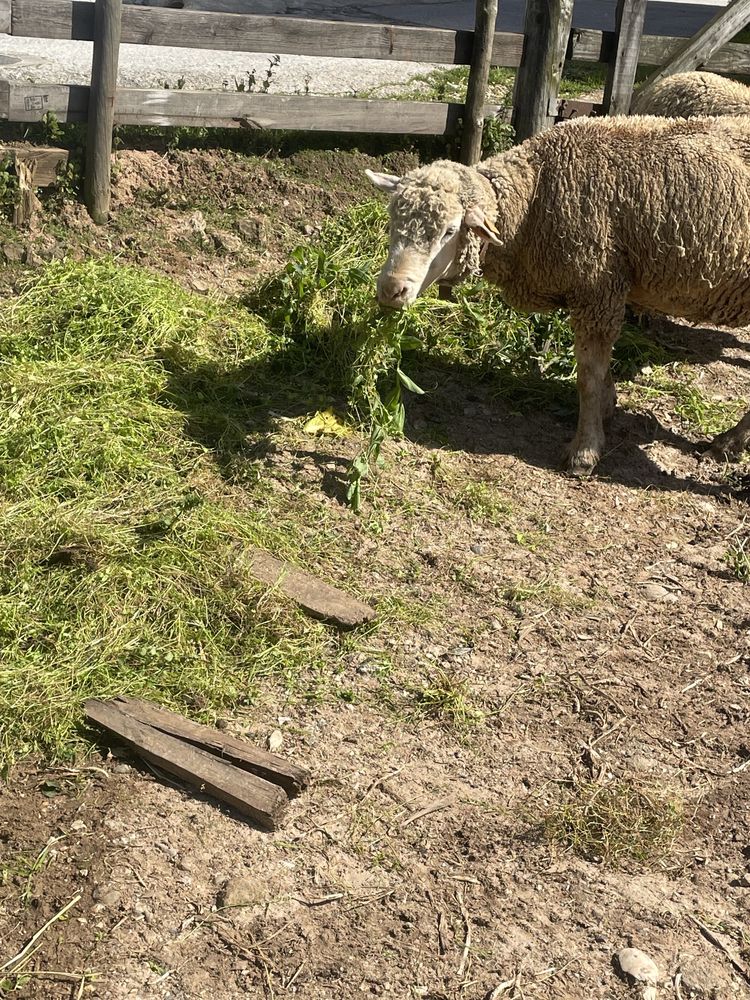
[1,0,750,220]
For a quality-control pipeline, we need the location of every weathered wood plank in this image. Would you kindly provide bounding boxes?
[10,0,525,67]
[569,27,750,74]
[603,0,649,115]
[84,0,121,224]
[0,84,510,134]
[234,545,376,628]
[513,0,575,142]
[112,695,310,796]
[639,0,750,92]
[0,0,11,34]
[84,698,289,829]
[460,0,499,165]
[0,145,69,186]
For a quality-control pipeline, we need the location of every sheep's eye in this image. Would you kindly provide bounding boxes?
[443,227,457,241]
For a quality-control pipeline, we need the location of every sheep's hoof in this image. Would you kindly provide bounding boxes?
[563,446,600,478]
[703,432,748,463]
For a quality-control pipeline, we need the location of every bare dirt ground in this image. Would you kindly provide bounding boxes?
[1,143,749,1000]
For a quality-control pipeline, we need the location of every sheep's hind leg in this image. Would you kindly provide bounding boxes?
[565,301,624,476]
[706,408,750,461]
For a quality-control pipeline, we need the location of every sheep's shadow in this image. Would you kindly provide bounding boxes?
[160,337,747,509]
[400,357,739,500]
[633,317,750,370]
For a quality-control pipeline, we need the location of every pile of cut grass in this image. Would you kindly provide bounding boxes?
[0,258,357,765]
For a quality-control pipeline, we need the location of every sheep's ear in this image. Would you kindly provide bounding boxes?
[365,169,401,192]
[464,206,503,246]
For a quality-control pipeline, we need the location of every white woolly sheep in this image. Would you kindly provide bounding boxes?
[631,70,750,117]
[366,115,750,475]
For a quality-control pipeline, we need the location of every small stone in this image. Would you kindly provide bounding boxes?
[470,543,486,555]
[188,210,206,235]
[643,582,678,603]
[237,216,265,242]
[616,947,659,985]
[93,886,121,908]
[303,224,315,236]
[217,875,265,909]
[156,841,178,860]
[211,230,243,254]
[113,763,131,775]
[3,243,24,263]
[70,819,87,832]
[215,718,229,731]
[267,729,283,752]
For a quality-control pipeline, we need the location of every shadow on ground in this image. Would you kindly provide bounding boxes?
[161,319,750,508]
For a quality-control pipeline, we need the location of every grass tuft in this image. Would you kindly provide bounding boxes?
[725,536,750,583]
[407,667,484,729]
[542,779,683,865]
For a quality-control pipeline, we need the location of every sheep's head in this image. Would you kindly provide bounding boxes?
[366,160,500,309]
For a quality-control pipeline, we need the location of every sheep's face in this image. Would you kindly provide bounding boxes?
[366,167,500,309]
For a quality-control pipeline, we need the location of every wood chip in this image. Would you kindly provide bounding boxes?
[234,544,376,628]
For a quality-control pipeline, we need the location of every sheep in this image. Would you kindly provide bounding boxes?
[631,70,750,118]
[366,114,750,476]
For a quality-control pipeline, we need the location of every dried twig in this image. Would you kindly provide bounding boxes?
[689,915,750,982]
[284,960,305,990]
[292,893,344,907]
[456,886,472,980]
[1,893,82,973]
[400,800,451,829]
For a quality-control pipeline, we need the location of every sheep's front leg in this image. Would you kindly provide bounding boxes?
[706,407,750,461]
[566,302,624,476]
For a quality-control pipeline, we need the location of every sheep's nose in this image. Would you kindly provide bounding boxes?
[377,274,410,306]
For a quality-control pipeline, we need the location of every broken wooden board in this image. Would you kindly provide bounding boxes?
[110,695,310,796]
[0,145,69,226]
[84,698,288,830]
[1,145,69,187]
[234,545,376,629]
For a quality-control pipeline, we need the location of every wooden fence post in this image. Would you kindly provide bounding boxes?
[635,0,750,100]
[602,0,648,115]
[460,0,499,165]
[84,0,122,224]
[512,0,575,143]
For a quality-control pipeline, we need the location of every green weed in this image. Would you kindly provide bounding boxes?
[454,480,512,525]
[725,536,750,583]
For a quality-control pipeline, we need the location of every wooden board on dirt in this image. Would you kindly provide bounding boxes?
[110,695,310,796]
[234,545,376,629]
[84,698,289,830]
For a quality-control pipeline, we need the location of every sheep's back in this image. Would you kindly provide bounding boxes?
[492,116,750,324]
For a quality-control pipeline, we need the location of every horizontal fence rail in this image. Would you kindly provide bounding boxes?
[6,0,526,65]
[4,0,750,73]
[569,27,750,73]
[0,81,509,132]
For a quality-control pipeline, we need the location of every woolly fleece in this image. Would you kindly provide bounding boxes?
[631,70,750,118]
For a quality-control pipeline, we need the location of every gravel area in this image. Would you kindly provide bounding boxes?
[0,35,442,94]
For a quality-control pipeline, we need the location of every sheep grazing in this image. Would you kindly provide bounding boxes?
[366,115,750,476]
[631,70,750,118]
